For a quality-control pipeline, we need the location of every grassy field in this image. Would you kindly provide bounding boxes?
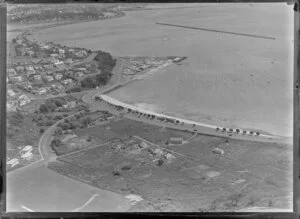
[49,118,292,212]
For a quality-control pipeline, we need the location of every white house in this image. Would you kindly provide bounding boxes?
[7,89,16,97]
[37,87,47,95]
[10,75,23,82]
[21,151,33,160]
[7,158,19,167]
[44,75,54,82]
[7,68,17,75]
[62,79,73,85]
[212,148,224,155]
[33,74,42,81]
[22,145,33,153]
[18,94,31,106]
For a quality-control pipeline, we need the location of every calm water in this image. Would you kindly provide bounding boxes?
[32,3,294,136]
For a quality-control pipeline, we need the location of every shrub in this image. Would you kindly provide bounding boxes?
[112,170,120,176]
[157,159,164,166]
[121,164,131,171]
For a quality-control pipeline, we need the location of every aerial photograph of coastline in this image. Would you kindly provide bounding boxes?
[6,2,294,212]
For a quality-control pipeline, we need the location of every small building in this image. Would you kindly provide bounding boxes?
[16,39,23,45]
[58,49,65,54]
[27,51,34,57]
[25,65,34,72]
[41,44,50,50]
[54,60,64,67]
[15,66,25,72]
[63,101,77,109]
[50,53,59,58]
[212,148,224,155]
[7,89,16,97]
[7,158,19,167]
[21,151,33,160]
[10,75,23,82]
[37,87,47,95]
[22,145,33,153]
[153,148,163,156]
[44,64,54,69]
[164,153,175,160]
[76,72,84,78]
[18,94,31,106]
[169,137,183,145]
[54,73,63,80]
[68,48,75,53]
[33,74,42,81]
[76,67,87,72]
[62,79,73,85]
[140,141,148,148]
[44,75,54,82]
[7,68,17,75]
[65,58,73,64]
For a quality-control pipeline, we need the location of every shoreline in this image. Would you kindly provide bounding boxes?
[99,94,290,143]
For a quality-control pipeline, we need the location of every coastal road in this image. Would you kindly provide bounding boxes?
[86,93,291,145]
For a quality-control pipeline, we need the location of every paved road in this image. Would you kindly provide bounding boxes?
[84,93,292,145]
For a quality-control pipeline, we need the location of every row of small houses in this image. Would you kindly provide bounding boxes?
[95,96,260,137]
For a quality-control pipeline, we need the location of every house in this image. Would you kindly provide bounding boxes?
[77,67,86,72]
[164,153,175,160]
[10,75,23,82]
[51,83,64,90]
[68,48,75,53]
[54,73,63,80]
[15,66,25,72]
[37,87,47,95]
[50,53,59,58]
[76,72,84,78]
[18,94,31,106]
[25,65,34,72]
[65,58,73,64]
[27,50,34,57]
[62,79,73,85]
[7,89,16,97]
[58,49,65,58]
[25,84,33,90]
[153,148,163,156]
[21,151,33,160]
[212,148,224,155]
[16,39,23,45]
[22,145,33,153]
[44,75,54,82]
[54,60,64,67]
[169,137,183,145]
[63,101,77,109]
[7,68,17,75]
[44,64,54,69]
[7,158,19,167]
[41,44,50,50]
[33,74,42,81]
[75,52,84,58]
[25,65,35,75]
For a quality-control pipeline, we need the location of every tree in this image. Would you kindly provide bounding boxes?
[87,135,92,142]
[83,117,92,127]
[40,128,45,134]
[39,104,49,113]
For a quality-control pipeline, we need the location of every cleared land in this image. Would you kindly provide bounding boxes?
[49,118,292,212]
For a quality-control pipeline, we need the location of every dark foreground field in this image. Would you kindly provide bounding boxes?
[48,118,292,212]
